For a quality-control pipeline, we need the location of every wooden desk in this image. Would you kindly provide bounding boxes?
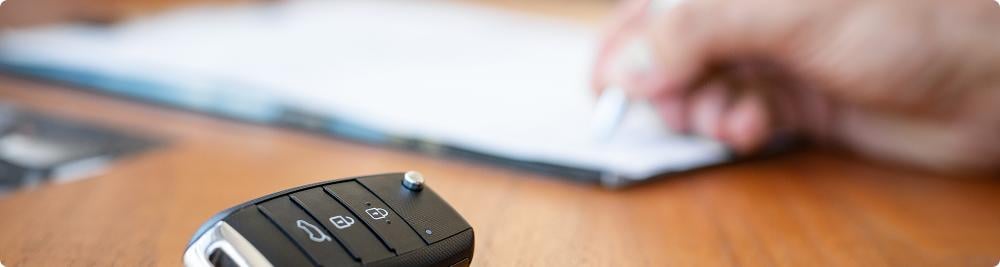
[0,2,999,266]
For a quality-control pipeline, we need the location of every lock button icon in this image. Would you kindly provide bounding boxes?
[329,215,355,229]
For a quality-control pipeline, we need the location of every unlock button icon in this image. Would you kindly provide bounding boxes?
[365,208,389,220]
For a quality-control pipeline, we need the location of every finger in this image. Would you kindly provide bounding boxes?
[794,84,836,143]
[592,0,653,93]
[721,91,771,154]
[651,93,689,133]
[690,80,730,139]
[733,62,800,135]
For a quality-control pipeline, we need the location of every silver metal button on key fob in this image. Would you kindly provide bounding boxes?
[184,171,474,267]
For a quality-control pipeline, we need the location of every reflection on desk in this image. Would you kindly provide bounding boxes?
[0,103,157,195]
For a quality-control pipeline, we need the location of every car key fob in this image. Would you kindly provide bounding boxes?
[183,171,473,267]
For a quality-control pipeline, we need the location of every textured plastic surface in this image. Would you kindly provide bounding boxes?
[369,229,474,267]
[258,196,357,267]
[358,174,470,244]
[291,188,394,263]
[222,207,313,267]
[325,181,425,254]
[187,172,474,267]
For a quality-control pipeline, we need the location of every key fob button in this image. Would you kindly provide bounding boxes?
[325,181,425,254]
[222,206,314,267]
[358,174,470,244]
[258,196,358,267]
[290,188,394,263]
[185,172,474,267]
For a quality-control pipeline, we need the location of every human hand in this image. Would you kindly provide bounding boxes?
[593,0,1000,172]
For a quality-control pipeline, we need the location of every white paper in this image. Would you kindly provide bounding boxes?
[0,0,728,181]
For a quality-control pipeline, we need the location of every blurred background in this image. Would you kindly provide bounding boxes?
[2,1,999,266]
[0,0,730,194]
[0,0,609,27]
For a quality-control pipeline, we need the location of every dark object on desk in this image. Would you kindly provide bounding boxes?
[0,104,157,191]
[184,171,474,267]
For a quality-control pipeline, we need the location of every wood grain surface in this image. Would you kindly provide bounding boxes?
[0,1,999,266]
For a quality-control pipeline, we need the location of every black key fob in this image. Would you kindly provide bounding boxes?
[183,171,474,267]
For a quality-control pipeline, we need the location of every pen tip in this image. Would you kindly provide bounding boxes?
[590,87,630,142]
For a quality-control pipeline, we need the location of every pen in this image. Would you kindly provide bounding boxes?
[590,39,651,141]
[590,0,681,142]
[591,86,630,141]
